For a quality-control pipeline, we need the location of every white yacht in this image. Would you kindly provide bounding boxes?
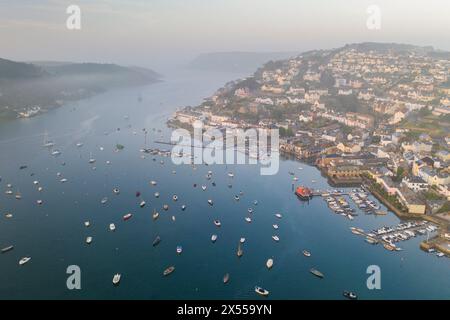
[19,257,31,265]
[112,273,121,285]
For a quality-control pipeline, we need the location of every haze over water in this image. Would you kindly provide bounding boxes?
[0,68,449,299]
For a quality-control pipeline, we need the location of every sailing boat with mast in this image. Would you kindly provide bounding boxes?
[42,130,55,148]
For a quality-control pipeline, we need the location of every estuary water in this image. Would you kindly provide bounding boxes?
[0,68,449,299]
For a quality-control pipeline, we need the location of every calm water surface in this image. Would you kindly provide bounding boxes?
[0,68,449,299]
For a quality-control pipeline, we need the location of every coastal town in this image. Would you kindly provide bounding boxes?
[170,43,450,255]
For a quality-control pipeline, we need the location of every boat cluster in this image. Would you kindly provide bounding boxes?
[349,190,380,214]
[324,196,356,220]
[351,221,439,252]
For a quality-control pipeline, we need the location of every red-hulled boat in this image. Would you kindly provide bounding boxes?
[295,186,313,201]
[123,213,133,221]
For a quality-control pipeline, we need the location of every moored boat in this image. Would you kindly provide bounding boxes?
[152,236,161,247]
[176,245,183,254]
[19,257,31,265]
[214,220,221,227]
[211,234,218,243]
[109,223,116,231]
[310,268,324,278]
[112,273,121,285]
[272,235,279,242]
[223,273,230,284]
[123,213,133,221]
[254,286,269,297]
[163,266,175,276]
[1,245,14,253]
[343,291,358,300]
[237,243,243,257]
[266,258,273,269]
[295,186,313,201]
[302,250,311,257]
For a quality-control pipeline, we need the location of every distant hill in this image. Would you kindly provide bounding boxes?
[0,59,162,119]
[0,58,46,80]
[189,51,297,73]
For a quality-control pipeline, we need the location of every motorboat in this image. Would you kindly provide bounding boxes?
[266,258,273,269]
[19,257,31,265]
[255,286,269,297]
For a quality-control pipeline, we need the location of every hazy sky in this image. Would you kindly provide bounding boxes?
[1,0,450,69]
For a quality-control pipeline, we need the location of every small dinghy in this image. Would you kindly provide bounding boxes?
[112,273,121,286]
[255,286,269,297]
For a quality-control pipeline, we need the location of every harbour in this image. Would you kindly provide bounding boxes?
[0,69,449,299]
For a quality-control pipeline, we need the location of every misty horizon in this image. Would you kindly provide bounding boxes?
[1,0,450,70]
